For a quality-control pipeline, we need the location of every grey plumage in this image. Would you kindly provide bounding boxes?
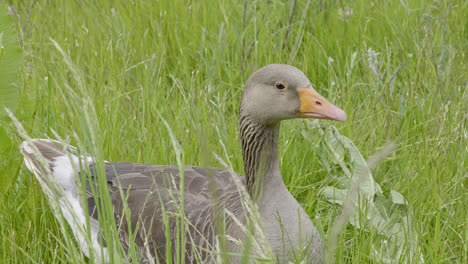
[21,64,348,263]
[86,162,247,263]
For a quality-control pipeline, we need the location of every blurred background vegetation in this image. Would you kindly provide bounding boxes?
[0,0,466,263]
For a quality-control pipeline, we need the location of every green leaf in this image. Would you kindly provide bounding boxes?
[0,4,23,115]
[316,124,424,263]
[390,190,407,205]
[0,4,23,194]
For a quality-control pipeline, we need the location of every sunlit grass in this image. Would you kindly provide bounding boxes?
[1,0,467,263]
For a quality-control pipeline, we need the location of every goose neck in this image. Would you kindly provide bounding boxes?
[239,115,284,200]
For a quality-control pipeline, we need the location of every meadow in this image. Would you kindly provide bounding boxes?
[0,0,467,263]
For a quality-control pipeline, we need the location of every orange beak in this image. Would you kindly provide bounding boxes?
[298,87,347,121]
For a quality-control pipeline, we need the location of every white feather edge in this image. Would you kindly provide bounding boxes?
[21,139,109,263]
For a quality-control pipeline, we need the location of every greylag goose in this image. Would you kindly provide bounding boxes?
[20,64,346,263]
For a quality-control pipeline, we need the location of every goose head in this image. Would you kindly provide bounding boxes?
[240,64,346,125]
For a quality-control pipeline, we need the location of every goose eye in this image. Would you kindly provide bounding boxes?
[275,82,286,90]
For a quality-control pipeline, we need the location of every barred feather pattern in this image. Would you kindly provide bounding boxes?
[238,114,280,198]
[21,139,248,264]
[87,163,247,264]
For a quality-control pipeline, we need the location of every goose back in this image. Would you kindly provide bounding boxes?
[85,162,247,263]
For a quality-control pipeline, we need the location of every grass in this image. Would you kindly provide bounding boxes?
[1,0,467,263]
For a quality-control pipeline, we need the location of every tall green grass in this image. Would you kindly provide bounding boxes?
[1,0,467,263]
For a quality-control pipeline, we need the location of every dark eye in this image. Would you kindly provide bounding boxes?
[275,82,286,90]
